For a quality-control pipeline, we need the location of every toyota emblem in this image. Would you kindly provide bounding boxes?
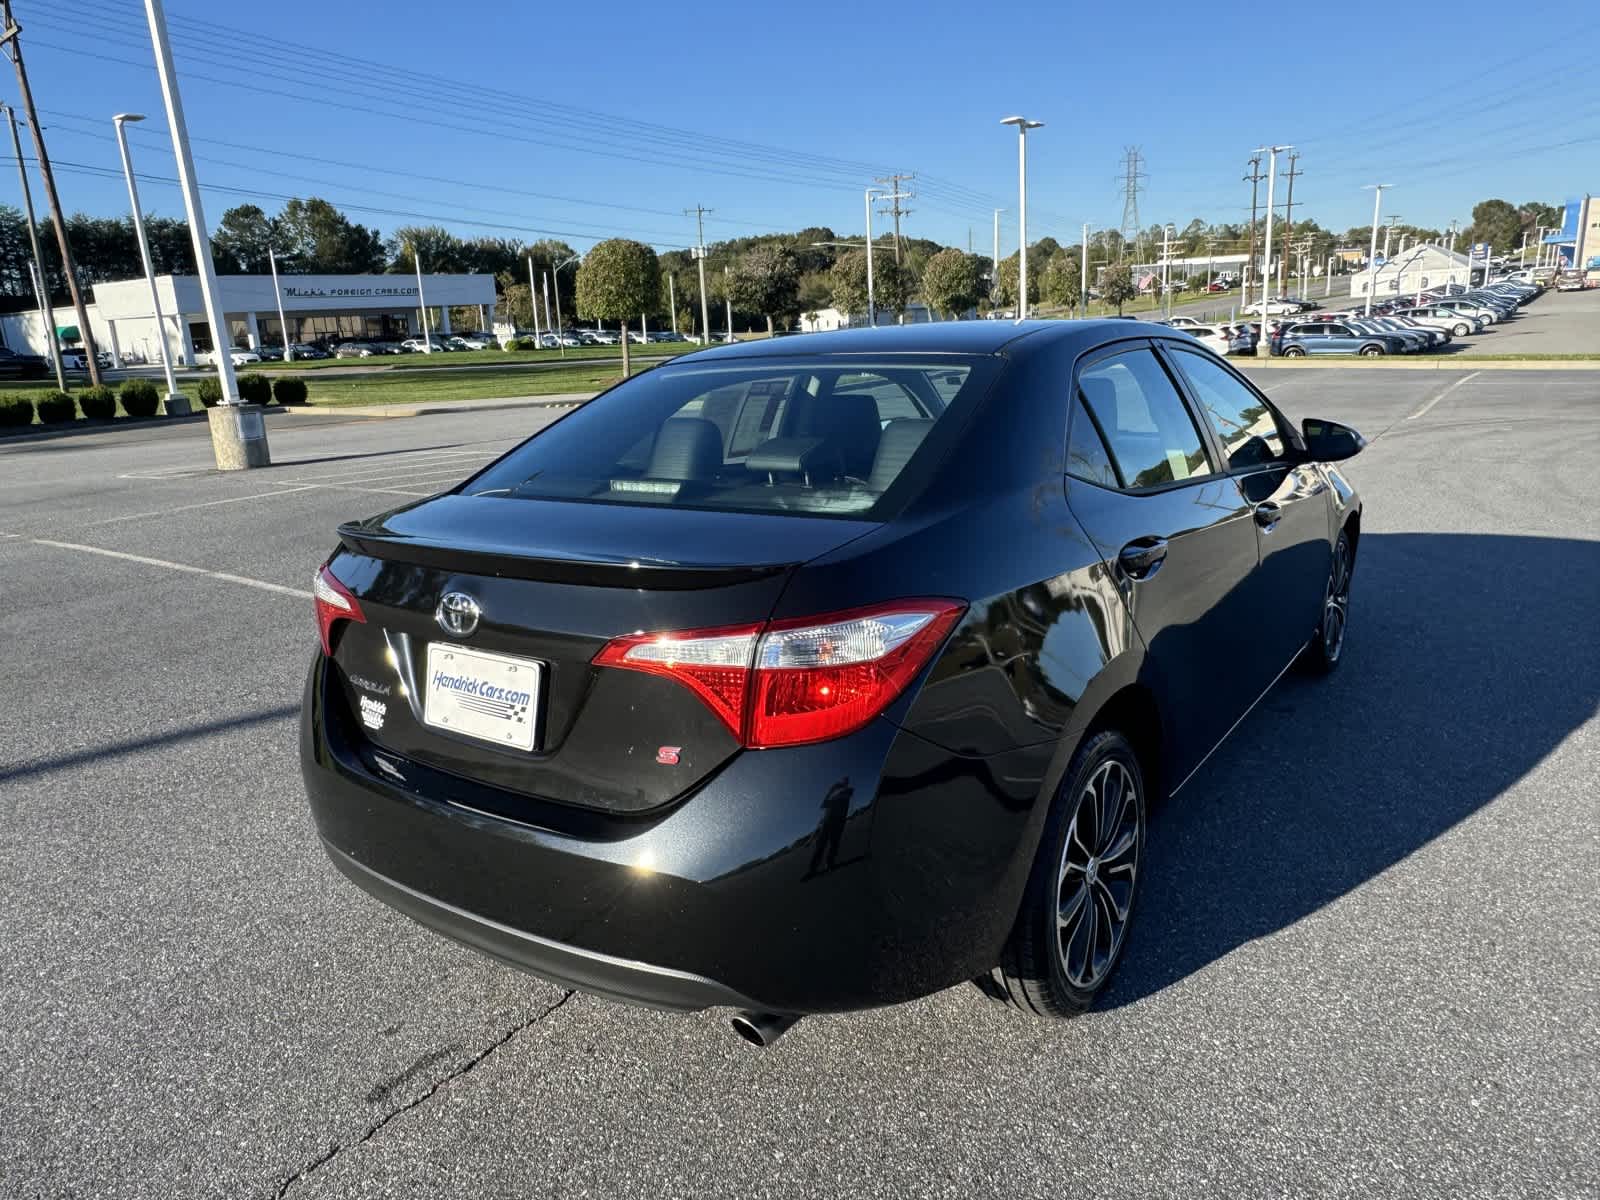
[435,591,481,638]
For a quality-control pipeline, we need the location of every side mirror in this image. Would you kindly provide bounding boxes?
[1299,418,1366,463]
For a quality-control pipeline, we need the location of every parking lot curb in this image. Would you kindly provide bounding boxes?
[288,394,596,419]
[1245,358,1600,370]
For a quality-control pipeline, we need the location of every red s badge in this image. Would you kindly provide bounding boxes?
[656,746,682,765]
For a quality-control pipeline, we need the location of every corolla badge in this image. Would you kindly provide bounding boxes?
[435,591,481,638]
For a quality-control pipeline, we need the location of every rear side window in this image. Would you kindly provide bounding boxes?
[1077,349,1212,489]
[1065,395,1118,488]
[464,356,997,519]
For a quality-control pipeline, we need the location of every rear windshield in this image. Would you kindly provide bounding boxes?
[463,355,999,518]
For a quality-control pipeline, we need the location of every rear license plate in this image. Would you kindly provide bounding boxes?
[423,643,541,752]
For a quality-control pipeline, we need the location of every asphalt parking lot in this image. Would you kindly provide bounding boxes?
[2,369,1596,1199]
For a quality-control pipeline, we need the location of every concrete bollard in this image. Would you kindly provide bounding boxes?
[207,403,270,470]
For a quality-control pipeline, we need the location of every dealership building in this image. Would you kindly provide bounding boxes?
[1546,194,1600,270]
[0,271,496,365]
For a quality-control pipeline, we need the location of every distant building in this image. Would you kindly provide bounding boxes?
[799,304,937,333]
[0,271,495,364]
[1349,243,1476,299]
[1545,195,1600,271]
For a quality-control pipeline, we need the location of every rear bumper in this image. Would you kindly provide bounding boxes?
[300,654,1051,1015]
[321,838,754,1011]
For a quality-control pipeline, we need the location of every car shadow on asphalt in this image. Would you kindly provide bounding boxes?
[1102,531,1600,1009]
[269,442,470,469]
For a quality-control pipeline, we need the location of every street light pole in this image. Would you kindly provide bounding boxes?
[413,247,432,352]
[113,114,186,408]
[1254,145,1288,358]
[551,254,577,358]
[1000,116,1043,320]
[267,245,293,364]
[864,188,879,326]
[1,101,63,390]
[1362,183,1389,316]
[142,0,270,466]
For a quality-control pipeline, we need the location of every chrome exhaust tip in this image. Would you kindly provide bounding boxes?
[730,1010,799,1048]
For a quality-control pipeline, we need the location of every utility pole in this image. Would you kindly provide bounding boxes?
[992,208,1003,302]
[1243,154,1263,307]
[667,272,676,334]
[723,265,733,344]
[1080,222,1091,319]
[1383,215,1402,262]
[685,204,711,344]
[1280,152,1301,295]
[1,0,101,385]
[875,173,915,267]
[526,255,540,342]
[1,101,62,389]
[1254,145,1289,358]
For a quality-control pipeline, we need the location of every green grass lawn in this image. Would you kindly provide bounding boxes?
[299,362,634,407]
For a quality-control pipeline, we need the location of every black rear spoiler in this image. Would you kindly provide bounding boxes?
[335,524,791,591]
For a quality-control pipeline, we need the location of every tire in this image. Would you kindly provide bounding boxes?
[1284,345,1306,357]
[991,730,1147,1018]
[1303,527,1354,674]
[1360,345,1384,357]
[1453,322,1471,336]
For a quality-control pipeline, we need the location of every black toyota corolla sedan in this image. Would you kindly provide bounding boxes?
[301,320,1364,1045]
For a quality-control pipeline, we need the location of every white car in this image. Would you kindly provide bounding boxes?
[1395,306,1482,337]
[198,346,261,366]
[1176,324,1234,356]
[448,334,493,351]
[1244,298,1300,316]
[1166,316,1202,328]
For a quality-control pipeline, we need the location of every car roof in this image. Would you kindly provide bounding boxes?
[669,319,1172,363]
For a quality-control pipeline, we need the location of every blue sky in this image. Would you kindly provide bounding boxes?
[18,0,1599,256]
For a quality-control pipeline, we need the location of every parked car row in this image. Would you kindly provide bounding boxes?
[1270,277,1544,357]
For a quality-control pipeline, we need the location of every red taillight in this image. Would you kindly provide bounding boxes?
[313,562,365,655]
[593,599,965,749]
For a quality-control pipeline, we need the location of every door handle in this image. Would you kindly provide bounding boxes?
[1253,501,1282,531]
[1118,536,1168,580]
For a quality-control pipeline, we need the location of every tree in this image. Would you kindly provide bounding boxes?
[212,204,278,273]
[874,257,913,319]
[828,251,869,323]
[725,244,799,335]
[1465,199,1520,255]
[921,248,982,319]
[277,197,385,273]
[1100,265,1137,315]
[993,252,1038,310]
[574,238,659,376]
[389,225,465,273]
[1041,255,1082,311]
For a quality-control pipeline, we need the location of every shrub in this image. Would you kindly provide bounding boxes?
[196,377,223,407]
[236,372,272,405]
[78,385,117,420]
[36,390,76,424]
[272,376,308,406]
[502,337,522,351]
[118,379,161,419]
[0,393,32,427]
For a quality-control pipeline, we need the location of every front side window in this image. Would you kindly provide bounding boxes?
[464,356,996,519]
[1076,349,1212,490]
[1168,348,1286,470]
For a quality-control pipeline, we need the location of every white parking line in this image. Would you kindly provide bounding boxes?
[27,539,309,598]
[1408,371,1481,420]
[88,486,317,526]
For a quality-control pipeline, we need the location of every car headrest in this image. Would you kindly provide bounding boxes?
[646,417,724,481]
[868,419,934,491]
[745,436,829,477]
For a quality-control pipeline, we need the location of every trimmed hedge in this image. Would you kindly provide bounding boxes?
[36,390,75,424]
[236,372,272,405]
[0,393,32,427]
[272,376,308,406]
[502,337,522,351]
[79,385,117,420]
[120,379,162,419]
[196,377,223,407]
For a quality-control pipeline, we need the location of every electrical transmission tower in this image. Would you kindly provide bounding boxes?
[1116,147,1146,262]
